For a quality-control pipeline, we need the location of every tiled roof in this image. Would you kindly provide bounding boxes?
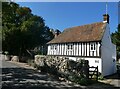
[47,22,107,44]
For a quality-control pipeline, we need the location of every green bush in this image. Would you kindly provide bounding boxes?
[68,74,79,82]
[36,51,42,55]
[67,73,95,86]
[27,59,35,66]
[78,78,88,85]
[98,75,104,80]
[117,64,120,70]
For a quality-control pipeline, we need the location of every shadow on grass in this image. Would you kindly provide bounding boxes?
[1,67,120,89]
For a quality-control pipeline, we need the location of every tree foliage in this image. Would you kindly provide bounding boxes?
[2,2,54,56]
[111,24,120,58]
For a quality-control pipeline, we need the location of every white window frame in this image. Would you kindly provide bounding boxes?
[67,44,73,50]
[50,45,57,50]
[95,60,99,63]
[54,45,57,50]
[90,43,96,51]
[51,45,54,50]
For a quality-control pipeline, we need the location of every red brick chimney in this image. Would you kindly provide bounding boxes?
[103,14,109,24]
[54,30,61,38]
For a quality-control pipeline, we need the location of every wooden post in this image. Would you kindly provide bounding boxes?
[81,60,89,79]
[96,66,98,81]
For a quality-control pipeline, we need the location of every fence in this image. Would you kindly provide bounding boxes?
[89,66,98,81]
[77,60,98,81]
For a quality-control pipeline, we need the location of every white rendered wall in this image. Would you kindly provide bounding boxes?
[111,43,117,73]
[66,57,102,73]
[101,23,116,76]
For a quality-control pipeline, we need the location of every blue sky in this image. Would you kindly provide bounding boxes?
[17,2,118,33]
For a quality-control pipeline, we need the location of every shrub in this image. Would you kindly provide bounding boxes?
[78,78,88,85]
[117,64,120,76]
[27,59,35,66]
[98,75,104,80]
[67,74,95,86]
[68,74,79,82]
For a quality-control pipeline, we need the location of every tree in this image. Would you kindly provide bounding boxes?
[111,24,120,59]
[2,2,54,57]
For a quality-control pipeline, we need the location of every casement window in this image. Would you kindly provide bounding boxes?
[95,60,99,63]
[67,44,73,50]
[90,43,96,56]
[51,45,54,50]
[51,45,57,50]
[54,45,57,50]
[90,43,96,51]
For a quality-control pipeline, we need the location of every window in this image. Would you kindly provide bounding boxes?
[54,45,57,50]
[90,43,96,51]
[91,44,93,50]
[95,60,99,63]
[90,43,96,56]
[51,45,54,50]
[113,59,115,62]
[67,44,73,50]
[51,45,57,50]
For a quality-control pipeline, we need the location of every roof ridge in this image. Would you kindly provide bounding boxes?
[65,22,105,31]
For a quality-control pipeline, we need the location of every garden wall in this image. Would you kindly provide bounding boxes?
[34,55,89,82]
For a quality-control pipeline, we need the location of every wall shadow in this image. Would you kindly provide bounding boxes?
[104,73,120,79]
[1,67,82,89]
[1,67,120,89]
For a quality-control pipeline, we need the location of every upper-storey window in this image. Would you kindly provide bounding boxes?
[51,45,57,50]
[51,45,54,50]
[54,45,57,50]
[67,44,73,50]
[90,43,96,51]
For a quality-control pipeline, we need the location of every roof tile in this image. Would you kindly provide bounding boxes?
[48,22,106,44]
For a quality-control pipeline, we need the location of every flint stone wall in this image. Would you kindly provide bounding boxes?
[34,55,89,79]
[11,56,19,62]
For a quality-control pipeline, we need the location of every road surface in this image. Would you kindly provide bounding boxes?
[1,59,83,89]
[0,58,120,89]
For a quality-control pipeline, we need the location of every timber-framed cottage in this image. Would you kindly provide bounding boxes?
[47,14,116,76]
